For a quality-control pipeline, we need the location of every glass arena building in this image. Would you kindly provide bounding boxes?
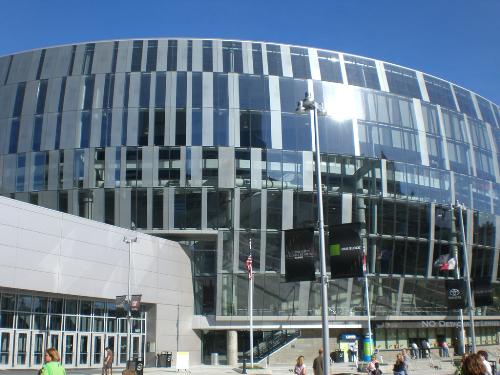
[0,38,500,367]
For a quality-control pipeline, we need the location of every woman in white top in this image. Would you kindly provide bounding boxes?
[294,355,307,375]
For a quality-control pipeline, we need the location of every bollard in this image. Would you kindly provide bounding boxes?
[242,357,247,374]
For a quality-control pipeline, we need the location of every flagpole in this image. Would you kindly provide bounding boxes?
[456,202,476,352]
[248,238,254,368]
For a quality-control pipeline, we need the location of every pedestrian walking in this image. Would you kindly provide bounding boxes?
[392,353,406,375]
[401,349,410,375]
[294,355,307,375]
[421,339,430,358]
[39,348,66,375]
[410,341,419,359]
[367,354,379,374]
[442,341,450,358]
[102,347,114,375]
[312,348,323,375]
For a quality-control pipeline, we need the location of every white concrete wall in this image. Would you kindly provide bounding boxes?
[0,195,200,364]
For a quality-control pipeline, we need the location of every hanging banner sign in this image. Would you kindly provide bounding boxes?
[329,224,365,279]
[445,279,467,310]
[474,278,493,307]
[130,294,142,312]
[284,228,316,282]
[115,295,128,317]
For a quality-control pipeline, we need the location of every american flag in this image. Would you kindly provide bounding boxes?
[246,254,253,280]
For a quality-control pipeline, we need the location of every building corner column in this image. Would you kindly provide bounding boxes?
[227,330,238,366]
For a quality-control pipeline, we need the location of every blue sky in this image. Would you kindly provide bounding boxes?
[1,0,499,104]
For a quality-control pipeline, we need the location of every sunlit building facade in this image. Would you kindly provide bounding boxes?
[1,38,500,365]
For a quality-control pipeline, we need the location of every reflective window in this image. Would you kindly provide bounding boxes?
[82,43,95,75]
[9,119,20,154]
[152,189,163,229]
[251,43,263,75]
[176,72,187,108]
[240,190,261,229]
[174,189,201,228]
[281,113,312,151]
[239,75,269,111]
[137,109,149,146]
[80,111,91,148]
[100,110,112,147]
[192,109,202,146]
[317,50,342,83]
[103,75,115,109]
[213,73,228,109]
[453,85,477,118]
[279,77,307,113]
[32,116,43,152]
[213,110,229,146]
[424,74,456,110]
[344,55,380,90]
[266,44,283,76]
[32,152,47,191]
[82,76,94,110]
[222,41,243,73]
[154,109,165,146]
[139,73,151,108]
[239,111,271,148]
[36,49,46,80]
[104,189,115,224]
[146,40,158,72]
[384,64,421,99]
[13,82,26,117]
[207,189,231,228]
[111,41,119,72]
[16,154,26,192]
[131,188,147,228]
[202,40,213,72]
[192,72,202,108]
[290,47,311,79]
[167,40,177,71]
[155,72,166,108]
[476,96,497,126]
[36,80,48,115]
[131,40,143,72]
[318,117,354,155]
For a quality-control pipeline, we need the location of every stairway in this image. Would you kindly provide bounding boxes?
[242,330,301,363]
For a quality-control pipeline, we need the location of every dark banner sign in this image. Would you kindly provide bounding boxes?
[284,228,316,282]
[445,279,467,310]
[116,295,128,317]
[130,295,142,312]
[474,278,493,307]
[329,224,365,279]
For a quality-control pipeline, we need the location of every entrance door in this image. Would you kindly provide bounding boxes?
[47,332,62,355]
[92,334,105,366]
[31,332,46,367]
[62,334,76,367]
[0,331,13,368]
[77,334,90,366]
[131,335,142,359]
[14,332,30,368]
[118,335,128,366]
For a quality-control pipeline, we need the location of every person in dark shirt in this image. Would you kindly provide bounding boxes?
[312,348,323,375]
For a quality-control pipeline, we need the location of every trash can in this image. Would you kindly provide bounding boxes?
[126,358,144,375]
[211,353,219,365]
[157,352,172,367]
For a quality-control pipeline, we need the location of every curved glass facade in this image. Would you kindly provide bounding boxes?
[1,39,500,351]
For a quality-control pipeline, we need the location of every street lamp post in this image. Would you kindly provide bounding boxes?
[123,235,137,361]
[297,92,329,375]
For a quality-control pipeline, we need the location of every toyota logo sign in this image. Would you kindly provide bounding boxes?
[449,288,461,297]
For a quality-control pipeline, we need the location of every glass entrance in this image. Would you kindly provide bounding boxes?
[92,334,104,366]
[63,334,76,367]
[118,335,128,366]
[0,331,13,368]
[78,334,90,366]
[14,332,30,367]
[31,332,46,367]
[131,335,142,359]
